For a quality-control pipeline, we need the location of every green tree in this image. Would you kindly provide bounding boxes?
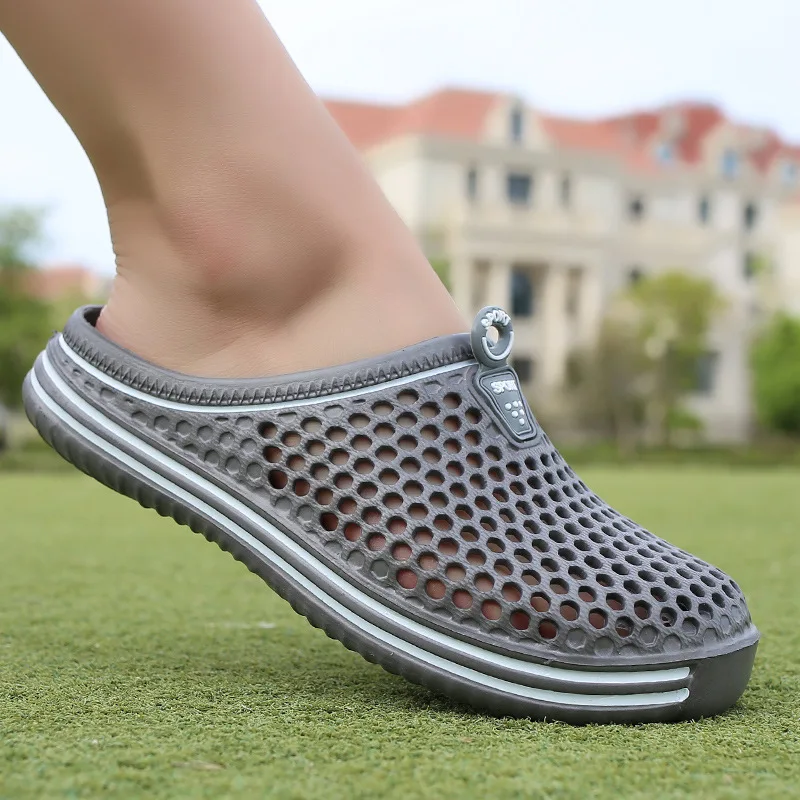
[568,270,722,449]
[629,271,723,445]
[566,318,647,454]
[0,208,52,409]
[751,313,800,435]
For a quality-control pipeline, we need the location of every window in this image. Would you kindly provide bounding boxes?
[472,260,490,310]
[565,267,582,316]
[466,167,479,202]
[656,141,674,164]
[698,195,711,225]
[743,252,759,280]
[695,351,719,395]
[628,194,645,222]
[560,174,572,208]
[512,356,535,385]
[510,107,525,143]
[510,268,535,317]
[721,148,739,179]
[743,201,758,231]
[628,266,644,286]
[782,161,798,186]
[506,172,532,205]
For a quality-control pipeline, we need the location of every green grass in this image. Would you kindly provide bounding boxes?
[1,470,799,800]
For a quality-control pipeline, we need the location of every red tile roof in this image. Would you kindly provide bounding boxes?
[604,103,726,164]
[538,115,628,155]
[326,88,499,147]
[601,110,662,144]
[26,263,106,302]
[395,88,499,140]
[670,104,726,164]
[750,133,784,172]
[324,99,400,149]
[325,88,800,176]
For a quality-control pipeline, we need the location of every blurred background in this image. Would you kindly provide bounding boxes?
[2,6,799,795]
[3,0,800,465]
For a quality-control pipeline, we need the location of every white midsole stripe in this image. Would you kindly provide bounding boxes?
[58,336,477,414]
[34,353,691,706]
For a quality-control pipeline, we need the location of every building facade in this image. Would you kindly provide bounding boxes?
[327,88,800,442]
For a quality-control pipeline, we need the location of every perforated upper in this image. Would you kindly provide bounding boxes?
[54,306,756,665]
[217,378,751,660]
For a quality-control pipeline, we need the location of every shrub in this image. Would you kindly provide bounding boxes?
[752,314,800,435]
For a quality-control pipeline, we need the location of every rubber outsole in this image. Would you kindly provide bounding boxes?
[22,353,759,723]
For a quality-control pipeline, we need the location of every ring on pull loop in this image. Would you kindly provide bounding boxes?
[470,306,514,369]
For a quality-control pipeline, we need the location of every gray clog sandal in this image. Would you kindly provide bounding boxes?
[23,305,758,723]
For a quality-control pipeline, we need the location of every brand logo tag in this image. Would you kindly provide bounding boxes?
[490,379,518,394]
[477,369,536,441]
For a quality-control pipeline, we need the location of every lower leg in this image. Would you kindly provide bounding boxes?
[0,0,463,377]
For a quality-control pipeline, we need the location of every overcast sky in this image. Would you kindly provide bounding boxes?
[0,0,798,273]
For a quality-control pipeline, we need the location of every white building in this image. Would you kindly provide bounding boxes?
[326,88,800,442]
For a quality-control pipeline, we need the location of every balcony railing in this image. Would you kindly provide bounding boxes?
[445,200,609,238]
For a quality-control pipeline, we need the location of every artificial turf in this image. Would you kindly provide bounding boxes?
[1,469,798,799]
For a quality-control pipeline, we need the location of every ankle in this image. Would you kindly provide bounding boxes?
[97,206,465,378]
